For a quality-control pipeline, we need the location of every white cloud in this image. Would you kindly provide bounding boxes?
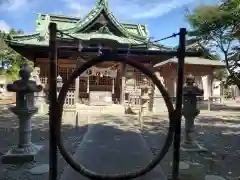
[61,0,93,17]
[62,0,198,20]
[0,20,10,32]
[0,0,37,15]
[110,0,198,19]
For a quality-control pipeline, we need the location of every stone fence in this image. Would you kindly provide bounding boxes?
[153,95,225,112]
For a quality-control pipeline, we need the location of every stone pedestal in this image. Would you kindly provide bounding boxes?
[2,108,43,164]
[2,144,42,164]
[181,116,207,152]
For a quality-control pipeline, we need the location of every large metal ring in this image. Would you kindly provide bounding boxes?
[56,53,175,179]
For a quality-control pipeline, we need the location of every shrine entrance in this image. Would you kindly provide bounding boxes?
[80,65,118,105]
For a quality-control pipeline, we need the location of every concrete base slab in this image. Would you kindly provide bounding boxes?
[181,143,208,152]
[170,161,205,180]
[29,164,49,175]
[205,175,226,180]
[170,161,190,170]
[36,103,48,115]
[59,120,167,180]
[1,144,42,164]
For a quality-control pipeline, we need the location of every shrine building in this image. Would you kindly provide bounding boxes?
[5,0,224,109]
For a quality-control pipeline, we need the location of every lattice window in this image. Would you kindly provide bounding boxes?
[40,64,48,77]
[134,70,152,87]
[79,78,87,92]
[40,77,48,85]
[59,67,75,89]
[89,76,112,85]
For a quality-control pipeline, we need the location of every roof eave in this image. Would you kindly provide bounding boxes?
[5,40,47,48]
[154,58,226,68]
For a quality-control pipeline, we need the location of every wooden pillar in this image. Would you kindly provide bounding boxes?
[112,78,115,94]
[173,77,177,102]
[148,82,154,111]
[75,59,83,103]
[120,63,126,105]
[75,77,79,103]
[87,76,89,93]
[148,64,154,112]
[33,56,37,67]
[207,74,213,97]
[207,73,213,111]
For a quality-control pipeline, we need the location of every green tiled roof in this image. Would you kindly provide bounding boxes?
[37,13,149,38]
[7,32,142,46]
[154,57,225,67]
[6,32,167,51]
[7,0,161,49]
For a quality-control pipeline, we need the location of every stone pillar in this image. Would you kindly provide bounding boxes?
[120,63,126,105]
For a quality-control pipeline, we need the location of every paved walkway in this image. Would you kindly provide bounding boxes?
[59,118,167,180]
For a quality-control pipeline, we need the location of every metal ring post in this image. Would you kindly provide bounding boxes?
[172,28,186,180]
[54,54,176,180]
[48,22,58,180]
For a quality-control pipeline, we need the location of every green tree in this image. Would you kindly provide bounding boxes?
[0,29,33,80]
[186,0,240,88]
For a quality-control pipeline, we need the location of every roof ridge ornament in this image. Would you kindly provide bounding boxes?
[36,14,51,41]
[96,23,112,34]
[98,0,108,8]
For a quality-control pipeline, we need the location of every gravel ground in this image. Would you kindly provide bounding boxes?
[1,105,240,180]
[0,107,88,180]
[125,113,240,180]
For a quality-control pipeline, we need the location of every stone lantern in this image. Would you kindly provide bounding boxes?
[181,74,207,152]
[56,75,63,95]
[1,65,43,164]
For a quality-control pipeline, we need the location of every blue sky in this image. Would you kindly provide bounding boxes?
[0,0,218,46]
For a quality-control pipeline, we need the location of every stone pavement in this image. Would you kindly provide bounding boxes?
[59,117,167,180]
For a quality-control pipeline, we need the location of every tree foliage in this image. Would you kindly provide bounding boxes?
[186,0,240,88]
[0,29,33,80]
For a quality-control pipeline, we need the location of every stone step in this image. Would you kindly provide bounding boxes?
[76,104,125,114]
[59,119,167,180]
